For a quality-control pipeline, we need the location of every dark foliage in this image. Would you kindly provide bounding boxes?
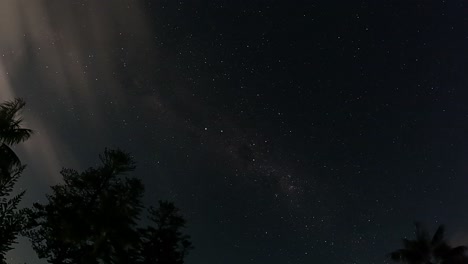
[25,149,143,264]
[25,148,192,264]
[139,201,193,264]
[0,98,32,146]
[0,98,32,264]
[0,99,193,263]
[390,222,468,264]
[0,164,26,264]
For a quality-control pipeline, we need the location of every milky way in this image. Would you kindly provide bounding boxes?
[3,1,468,264]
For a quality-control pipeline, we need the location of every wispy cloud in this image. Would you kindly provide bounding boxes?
[0,0,152,182]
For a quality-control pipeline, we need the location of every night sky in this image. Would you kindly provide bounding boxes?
[2,1,468,263]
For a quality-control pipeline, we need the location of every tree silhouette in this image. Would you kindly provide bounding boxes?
[139,201,193,264]
[0,98,33,168]
[25,148,192,264]
[26,149,143,264]
[0,164,26,264]
[0,98,32,264]
[390,222,468,264]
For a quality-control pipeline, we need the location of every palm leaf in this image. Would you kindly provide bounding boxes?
[432,225,445,246]
[0,98,33,146]
[0,144,21,168]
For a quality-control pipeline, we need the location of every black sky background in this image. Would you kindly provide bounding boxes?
[2,0,468,263]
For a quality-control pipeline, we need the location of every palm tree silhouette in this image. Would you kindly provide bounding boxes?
[390,222,468,264]
[0,98,32,171]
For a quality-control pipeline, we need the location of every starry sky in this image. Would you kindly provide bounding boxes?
[2,0,468,263]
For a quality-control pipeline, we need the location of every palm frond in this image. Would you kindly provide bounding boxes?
[0,143,22,171]
[432,225,445,246]
[0,127,32,145]
[0,98,25,117]
[0,98,33,146]
[414,222,429,242]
